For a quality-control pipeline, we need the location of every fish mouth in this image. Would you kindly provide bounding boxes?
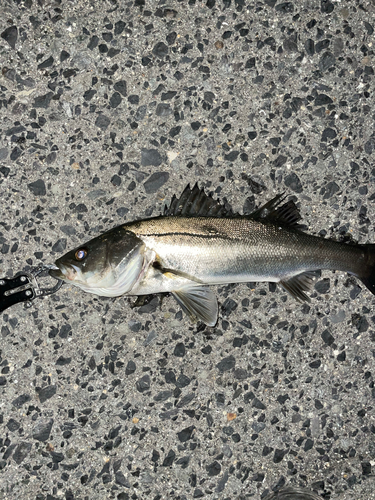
[49,266,64,280]
[49,264,77,282]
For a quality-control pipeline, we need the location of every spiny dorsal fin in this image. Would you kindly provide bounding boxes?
[250,193,302,228]
[164,183,234,217]
[279,271,317,302]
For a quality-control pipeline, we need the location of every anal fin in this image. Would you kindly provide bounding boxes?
[172,284,218,327]
[279,271,317,302]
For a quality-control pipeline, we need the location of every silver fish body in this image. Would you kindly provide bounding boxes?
[127,216,367,289]
[50,184,375,326]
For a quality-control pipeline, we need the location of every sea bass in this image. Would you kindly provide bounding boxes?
[49,184,375,326]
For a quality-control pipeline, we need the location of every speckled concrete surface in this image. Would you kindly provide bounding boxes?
[0,1,374,499]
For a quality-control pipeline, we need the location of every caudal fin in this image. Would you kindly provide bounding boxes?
[357,244,375,295]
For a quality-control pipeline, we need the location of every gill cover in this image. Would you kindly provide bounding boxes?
[50,226,146,297]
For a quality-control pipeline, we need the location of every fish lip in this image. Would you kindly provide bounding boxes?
[48,264,59,271]
[49,263,71,281]
[49,267,63,280]
[49,263,81,282]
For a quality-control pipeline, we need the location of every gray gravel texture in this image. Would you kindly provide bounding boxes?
[0,0,374,499]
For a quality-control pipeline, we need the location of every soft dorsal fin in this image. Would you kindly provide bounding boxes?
[250,193,302,228]
[164,183,234,217]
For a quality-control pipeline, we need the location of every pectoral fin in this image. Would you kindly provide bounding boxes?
[172,284,218,327]
[153,260,204,283]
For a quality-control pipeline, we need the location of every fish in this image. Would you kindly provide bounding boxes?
[49,183,375,327]
[263,486,322,500]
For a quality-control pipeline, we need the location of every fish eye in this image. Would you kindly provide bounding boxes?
[75,248,88,261]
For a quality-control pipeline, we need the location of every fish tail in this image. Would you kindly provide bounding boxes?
[357,244,375,295]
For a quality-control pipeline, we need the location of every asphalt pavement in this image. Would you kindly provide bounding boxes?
[0,0,374,499]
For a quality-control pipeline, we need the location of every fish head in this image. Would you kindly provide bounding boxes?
[49,226,146,297]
